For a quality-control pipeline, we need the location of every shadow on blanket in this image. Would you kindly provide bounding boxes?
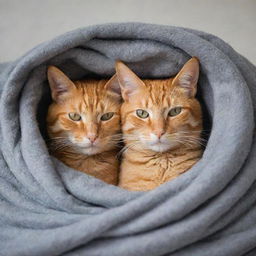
[0,23,255,256]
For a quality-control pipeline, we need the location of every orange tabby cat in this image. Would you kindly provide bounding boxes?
[46,66,121,185]
[116,58,203,191]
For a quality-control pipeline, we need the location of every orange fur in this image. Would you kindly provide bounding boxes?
[116,58,203,191]
[46,67,121,185]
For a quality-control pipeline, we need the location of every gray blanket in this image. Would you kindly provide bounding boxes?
[0,23,256,256]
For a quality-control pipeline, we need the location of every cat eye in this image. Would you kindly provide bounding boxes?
[136,109,149,119]
[168,107,182,117]
[101,112,114,121]
[68,112,81,121]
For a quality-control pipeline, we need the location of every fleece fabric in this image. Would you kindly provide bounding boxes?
[0,23,256,256]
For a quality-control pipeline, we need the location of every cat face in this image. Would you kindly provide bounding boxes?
[47,66,121,155]
[116,58,203,153]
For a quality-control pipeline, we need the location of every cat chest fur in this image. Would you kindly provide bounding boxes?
[54,150,119,185]
[119,148,202,191]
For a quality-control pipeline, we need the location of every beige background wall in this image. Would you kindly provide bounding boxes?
[0,0,255,64]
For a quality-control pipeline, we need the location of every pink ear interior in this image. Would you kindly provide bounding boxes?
[105,74,121,98]
[172,57,199,97]
[115,61,145,101]
[47,66,76,102]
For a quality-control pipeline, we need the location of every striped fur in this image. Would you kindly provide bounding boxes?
[117,58,203,191]
[46,67,121,185]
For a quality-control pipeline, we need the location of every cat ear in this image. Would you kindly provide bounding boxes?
[104,74,121,99]
[115,61,145,101]
[172,57,199,98]
[47,66,76,103]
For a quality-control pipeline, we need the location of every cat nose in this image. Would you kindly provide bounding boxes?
[87,133,97,143]
[155,131,165,139]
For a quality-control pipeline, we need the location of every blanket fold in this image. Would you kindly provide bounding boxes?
[0,23,255,256]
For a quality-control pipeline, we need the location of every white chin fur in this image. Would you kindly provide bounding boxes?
[79,146,102,155]
[76,141,104,155]
[142,134,179,152]
[74,140,115,155]
[146,143,173,152]
[69,137,103,155]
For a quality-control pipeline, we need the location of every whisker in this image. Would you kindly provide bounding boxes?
[117,141,141,157]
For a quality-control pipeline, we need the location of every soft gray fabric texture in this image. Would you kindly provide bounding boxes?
[0,23,256,256]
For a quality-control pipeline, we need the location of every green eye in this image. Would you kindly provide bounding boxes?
[101,112,114,121]
[136,109,149,119]
[68,112,81,121]
[168,107,182,117]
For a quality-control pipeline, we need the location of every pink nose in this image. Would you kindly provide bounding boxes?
[155,131,165,139]
[87,134,97,143]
